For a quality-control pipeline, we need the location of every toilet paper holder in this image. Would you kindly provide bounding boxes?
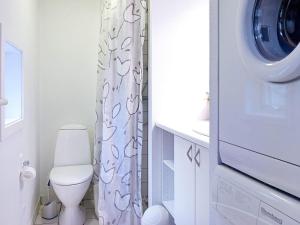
[23,160,30,167]
[21,160,36,181]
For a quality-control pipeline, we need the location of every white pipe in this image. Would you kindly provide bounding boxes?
[0,98,8,106]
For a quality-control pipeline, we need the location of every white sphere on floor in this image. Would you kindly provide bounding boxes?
[142,205,170,225]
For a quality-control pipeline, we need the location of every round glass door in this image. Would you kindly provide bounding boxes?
[253,0,300,61]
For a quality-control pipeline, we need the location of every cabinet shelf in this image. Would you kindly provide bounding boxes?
[162,200,175,217]
[163,160,174,171]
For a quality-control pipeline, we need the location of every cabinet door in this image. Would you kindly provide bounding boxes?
[195,145,209,225]
[174,136,195,225]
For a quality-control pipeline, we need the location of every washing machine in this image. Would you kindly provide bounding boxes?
[211,166,300,225]
[219,0,300,198]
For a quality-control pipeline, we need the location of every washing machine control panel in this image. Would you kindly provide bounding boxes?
[213,166,300,225]
[258,203,299,225]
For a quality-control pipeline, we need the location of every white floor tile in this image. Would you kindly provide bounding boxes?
[86,208,97,219]
[85,219,98,225]
[83,199,95,209]
[35,201,98,225]
[35,213,58,225]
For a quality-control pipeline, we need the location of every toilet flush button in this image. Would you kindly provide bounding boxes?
[257,202,300,225]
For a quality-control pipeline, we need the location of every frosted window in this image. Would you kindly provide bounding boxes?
[4,42,23,126]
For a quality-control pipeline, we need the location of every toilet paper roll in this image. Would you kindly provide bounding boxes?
[21,166,36,181]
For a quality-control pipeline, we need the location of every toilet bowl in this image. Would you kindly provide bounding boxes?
[49,124,93,225]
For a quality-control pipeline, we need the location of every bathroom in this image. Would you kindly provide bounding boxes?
[1,0,300,225]
[0,0,209,224]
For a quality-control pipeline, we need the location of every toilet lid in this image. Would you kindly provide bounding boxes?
[50,165,93,186]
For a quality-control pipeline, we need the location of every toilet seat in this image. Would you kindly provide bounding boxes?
[50,165,93,186]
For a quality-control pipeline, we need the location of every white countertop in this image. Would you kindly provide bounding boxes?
[155,120,209,149]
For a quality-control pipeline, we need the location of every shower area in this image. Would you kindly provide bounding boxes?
[92,0,149,219]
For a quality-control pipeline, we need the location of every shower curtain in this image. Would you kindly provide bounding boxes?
[94,0,147,224]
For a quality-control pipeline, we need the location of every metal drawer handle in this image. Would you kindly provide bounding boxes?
[195,149,200,167]
[187,145,193,162]
[0,98,8,106]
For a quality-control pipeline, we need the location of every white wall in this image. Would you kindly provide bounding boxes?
[151,0,209,124]
[39,0,100,195]
[0,0,40,225]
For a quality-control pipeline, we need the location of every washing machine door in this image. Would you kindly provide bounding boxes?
[237,0,300,83]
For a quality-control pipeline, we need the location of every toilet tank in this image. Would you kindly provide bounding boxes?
[54,124,91,167]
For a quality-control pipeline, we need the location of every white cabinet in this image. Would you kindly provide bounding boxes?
[195,145,209,225]
[174,136,195,225]
[174,136,209,225]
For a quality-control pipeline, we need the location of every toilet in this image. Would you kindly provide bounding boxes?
[50,124,93,225]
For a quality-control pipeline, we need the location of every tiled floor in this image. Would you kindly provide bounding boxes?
[35,200,98,225]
